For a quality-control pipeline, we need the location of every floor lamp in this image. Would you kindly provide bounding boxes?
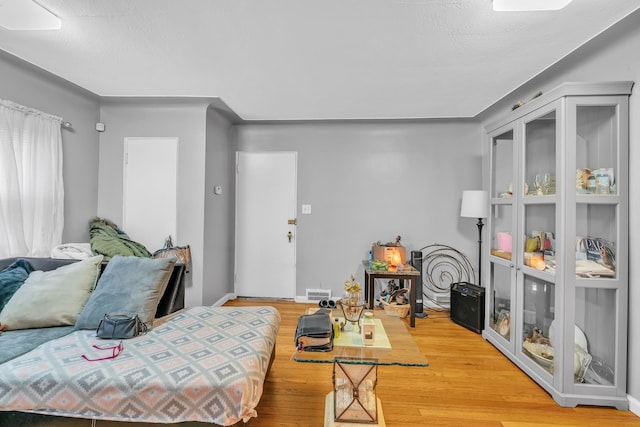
[461,190,489,286]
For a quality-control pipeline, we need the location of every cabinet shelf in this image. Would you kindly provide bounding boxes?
[575,195,621,204]
[522,196,556,205]
[521,266,555,281]
[484,81,631,410]
[575,279,620,289]
[491,197,514,204]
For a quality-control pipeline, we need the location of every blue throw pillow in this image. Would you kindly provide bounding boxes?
[74,255,176,331]
[0,260,33,312]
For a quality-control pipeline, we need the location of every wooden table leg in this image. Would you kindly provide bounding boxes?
[409,277,416,327]
[365,271,374,310]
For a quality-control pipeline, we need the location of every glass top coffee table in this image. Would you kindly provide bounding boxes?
[294,309,428,426]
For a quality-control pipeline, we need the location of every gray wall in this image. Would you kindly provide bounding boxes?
[203,106,235,304]
[0,51,100,244]
[478,9,640,407]
[97,99,209,307]
[233,120,484,300]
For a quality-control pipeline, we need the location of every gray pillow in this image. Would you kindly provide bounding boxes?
[74,255,176,330]
[0,256,103,330]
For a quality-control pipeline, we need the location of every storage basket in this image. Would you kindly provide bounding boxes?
[378,299,410,318]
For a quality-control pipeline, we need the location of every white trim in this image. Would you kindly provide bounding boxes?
[211,293,237,307]
[295,296,340,304]
[629,394,640,417]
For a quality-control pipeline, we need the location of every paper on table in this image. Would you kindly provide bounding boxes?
[334,318,391,349]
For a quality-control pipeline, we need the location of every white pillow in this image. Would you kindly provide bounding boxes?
[0,255,103,330]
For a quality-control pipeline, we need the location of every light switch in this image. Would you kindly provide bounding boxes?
[214,185,223,195]
[302,204,312,214]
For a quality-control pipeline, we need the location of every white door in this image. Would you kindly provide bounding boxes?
[123,137,178,253]
[235,152,297,298]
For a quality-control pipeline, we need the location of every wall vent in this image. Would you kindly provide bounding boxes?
[306,288,331,301]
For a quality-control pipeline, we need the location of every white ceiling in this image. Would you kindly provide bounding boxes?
[0,0,638,120]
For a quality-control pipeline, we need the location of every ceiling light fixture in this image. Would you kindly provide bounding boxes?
[493,0,573,12]
[0,0,61,30]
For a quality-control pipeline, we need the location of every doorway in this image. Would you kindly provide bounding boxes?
[235,152,297,298]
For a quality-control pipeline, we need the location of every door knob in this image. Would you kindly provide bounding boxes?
[287,231,293,243]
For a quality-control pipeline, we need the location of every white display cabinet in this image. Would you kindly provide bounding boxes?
[483,82,632,409]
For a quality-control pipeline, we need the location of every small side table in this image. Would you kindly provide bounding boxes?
[362,261,420,327]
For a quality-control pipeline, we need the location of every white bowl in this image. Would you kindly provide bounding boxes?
[548,320,588,350]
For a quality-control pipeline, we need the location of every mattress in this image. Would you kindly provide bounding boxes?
[0,305,280,425]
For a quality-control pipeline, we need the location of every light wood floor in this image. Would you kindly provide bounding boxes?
[225,298,640,427]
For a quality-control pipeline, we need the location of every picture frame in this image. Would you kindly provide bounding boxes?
[495,309,511,338]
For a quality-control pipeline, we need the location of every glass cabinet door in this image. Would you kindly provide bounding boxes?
[568,97,628,393]
[518,103,560,379]
[488,127,516,344]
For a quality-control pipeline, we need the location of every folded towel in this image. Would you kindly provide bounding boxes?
[51,243,93,260]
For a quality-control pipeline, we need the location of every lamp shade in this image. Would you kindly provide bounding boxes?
[460,190,488,218]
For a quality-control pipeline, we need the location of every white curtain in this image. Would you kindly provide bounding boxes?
[0,99,64,257]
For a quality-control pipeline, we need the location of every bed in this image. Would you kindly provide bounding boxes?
[0,305,280,426]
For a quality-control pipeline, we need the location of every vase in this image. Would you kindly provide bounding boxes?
[344,291,363,306]
[338,292,365,333]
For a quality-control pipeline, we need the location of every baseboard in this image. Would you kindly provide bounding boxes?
[212,293,236,307]
[217,294,306,305]
[629,393,639,417]
[295,296,319,303]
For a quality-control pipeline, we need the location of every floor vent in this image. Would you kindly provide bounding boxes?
[306,289,331,301]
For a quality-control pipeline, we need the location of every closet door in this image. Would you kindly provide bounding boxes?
[123,137,178,252]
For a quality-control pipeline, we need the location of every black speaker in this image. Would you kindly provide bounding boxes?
[410,250,424,315]
[450,282,485,333]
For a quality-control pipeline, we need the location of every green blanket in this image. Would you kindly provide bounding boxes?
[89,218,152,261]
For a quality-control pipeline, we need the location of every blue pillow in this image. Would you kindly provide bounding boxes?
[0,260,33,312]
[74,255,176,330]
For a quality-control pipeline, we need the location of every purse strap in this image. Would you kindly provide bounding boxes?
[136,315,149,334]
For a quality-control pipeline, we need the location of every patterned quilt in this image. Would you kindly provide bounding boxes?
[0,305,280,425]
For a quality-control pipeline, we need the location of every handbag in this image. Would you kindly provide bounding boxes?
[96,314,147,339]
[153,236,191,273]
